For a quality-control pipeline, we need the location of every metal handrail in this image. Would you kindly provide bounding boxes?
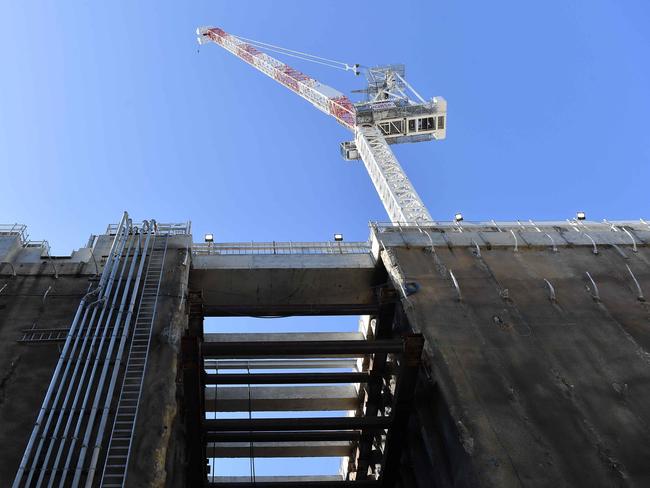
[0,223,28,244]
[192,241,370,256]
[106,221,191,236]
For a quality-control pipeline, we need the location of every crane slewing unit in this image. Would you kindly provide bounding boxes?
[197,26,446,224]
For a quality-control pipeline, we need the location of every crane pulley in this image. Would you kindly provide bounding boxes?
[197,26,447,223]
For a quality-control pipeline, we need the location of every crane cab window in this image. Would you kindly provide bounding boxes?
[418,117,435,131]
[408,117,436,133]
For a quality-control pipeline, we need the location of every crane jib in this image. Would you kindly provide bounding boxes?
[204,28,356,130]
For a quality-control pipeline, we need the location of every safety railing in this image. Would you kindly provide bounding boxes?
[106,221,191,236]
[25,240,51,255]
[0,223,28,244]
[193,241,370,256]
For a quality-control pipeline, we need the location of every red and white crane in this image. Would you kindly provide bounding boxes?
[197,26,446,223]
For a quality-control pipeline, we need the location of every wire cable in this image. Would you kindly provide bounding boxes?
[231,34,360,74]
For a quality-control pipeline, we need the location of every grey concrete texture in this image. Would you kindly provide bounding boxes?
[191,253,379,316]
[386,244,650,487]
[0,274,93,484]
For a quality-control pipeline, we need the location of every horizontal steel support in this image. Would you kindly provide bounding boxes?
[205,359,360,370]
[205,372,371,385]
[202,339,404,358]
[204,416,391,432]
[207,440,353,458]
[202,304,379,317]
[208,479,380,487]
[205,385,359,412]
[206,431,363,443]
[206,332,364,342]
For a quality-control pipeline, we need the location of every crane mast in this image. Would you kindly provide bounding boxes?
[197,26,447,224]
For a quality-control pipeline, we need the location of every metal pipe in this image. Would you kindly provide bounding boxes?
[84,225,154,487]
[36,222,134,487]
[59,225,142,487]
[13,217,129,488]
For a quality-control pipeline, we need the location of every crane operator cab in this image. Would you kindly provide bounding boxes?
[340,65,446,160]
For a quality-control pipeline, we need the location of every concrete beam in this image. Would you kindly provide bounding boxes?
[205,385,359,412]
[190,253,379,316]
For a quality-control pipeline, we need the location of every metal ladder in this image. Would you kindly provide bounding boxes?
[100,234,168,487]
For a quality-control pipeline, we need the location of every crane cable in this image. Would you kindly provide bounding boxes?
[231,34,361,74]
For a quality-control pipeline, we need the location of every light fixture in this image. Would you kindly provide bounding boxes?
[576,211,586,221]
[204,233,214,243]
[454,213,464,222]
[334,233,344,242]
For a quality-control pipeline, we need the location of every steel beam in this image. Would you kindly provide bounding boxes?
[207,440,353,458]
[206,431,362,443]
[202,339,404,358]
[208,479,380,487]
[205,359,360,370]
[206,332,364,342]
[205,372,371,385]
[204,416,391,432]
[205,385,359,412]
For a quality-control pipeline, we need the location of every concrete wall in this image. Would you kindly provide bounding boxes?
[0,274,93,483]
[383,240,650,487]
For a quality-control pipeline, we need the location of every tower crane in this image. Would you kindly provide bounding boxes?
[197,27,446,224]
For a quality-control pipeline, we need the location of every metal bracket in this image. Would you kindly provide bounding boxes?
[544,279,557,302]
[510,229,519,252]
[620,227,638,253]
[545,233,558,252]
[583,233,598,255]
[626,264,645,301]
[449,270,461,301]
[585,272,600,301]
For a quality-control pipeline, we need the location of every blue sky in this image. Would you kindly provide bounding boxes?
[1,1,649,253]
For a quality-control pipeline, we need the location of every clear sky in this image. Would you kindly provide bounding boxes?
[1,1,649,253]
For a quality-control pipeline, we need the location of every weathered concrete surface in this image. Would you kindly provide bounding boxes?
[385,243,650,487]
[191,253,380,316]
[0,274,92,484]
[124,235,190,488]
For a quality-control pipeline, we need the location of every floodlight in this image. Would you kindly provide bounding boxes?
[204,233,214,243]
[334,233,344,242]
[576,211,586,221]
[454,213,464,222]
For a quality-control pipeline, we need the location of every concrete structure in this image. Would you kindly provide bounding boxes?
[1,217,650,487]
